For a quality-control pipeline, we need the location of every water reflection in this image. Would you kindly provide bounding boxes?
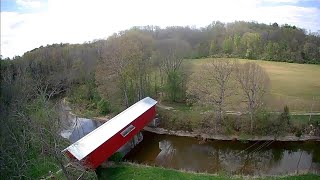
[59,103,103,143]
[59,102,102,143]
[125,131,320,175]
[60,116,102,143]
[156,140,176,166]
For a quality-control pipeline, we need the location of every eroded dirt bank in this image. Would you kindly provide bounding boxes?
[144,127,320,141]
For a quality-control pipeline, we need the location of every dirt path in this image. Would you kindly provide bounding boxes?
[156,102,320,116]
[156,104,174,110]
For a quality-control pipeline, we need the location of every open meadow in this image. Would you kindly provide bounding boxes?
[185,58,320,112]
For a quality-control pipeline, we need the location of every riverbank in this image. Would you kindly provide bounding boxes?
[62,97,320,142]
[155,101,320,141]
[144,127,320,141]
[61,98,320,142]
[98,162,320,180]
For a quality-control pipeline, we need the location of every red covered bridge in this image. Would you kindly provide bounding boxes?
[62,97,157,169]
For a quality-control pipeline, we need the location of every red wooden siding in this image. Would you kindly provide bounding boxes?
[82,106,156,168]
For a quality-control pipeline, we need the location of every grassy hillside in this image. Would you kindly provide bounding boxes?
[98,163,320,180]
[186,58,320,112]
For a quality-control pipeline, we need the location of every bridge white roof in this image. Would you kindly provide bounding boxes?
[63,97,157,160]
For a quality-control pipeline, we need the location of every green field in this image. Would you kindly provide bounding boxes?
[98,163,320,180]
[186,58,320,112]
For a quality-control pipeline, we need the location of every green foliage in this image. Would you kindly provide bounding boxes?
[290,115,320,124]
[98,163,320,180]
[0,95,68,179]
[97,99,111,115]
[25,155,60,179]
[303,43,319,62]
[279,105,290,126]
[222,36,233,54]
[222,115,241,135]
[254,107,292,136]
[273,106,291,135]
[241,32,261,59]
[99,163,234,180]
[265,41,281,60]
[158,108,201,131]
[276,174,320,180]
[109,152,124,163]
[95,30,154,108]
[166,71,184,102]
[311,119,320,129]
[2,21,320,179]
[245,48,254,59]
[197,42,210,58]
[255,110,274,135]
[68,81,111,117]
[210,40,217,55]
[233,34,241,54]
[295,130,303,137]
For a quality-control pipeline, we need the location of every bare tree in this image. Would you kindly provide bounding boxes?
[96,34,128,106]
[0,71,96,179]
[154,38,191,74]
[153,39,191,101]
[235,62,270,133]
[96,31,153,107]
[187,59,234,132]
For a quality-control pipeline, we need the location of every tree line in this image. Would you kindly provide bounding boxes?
[1,21,319,110]
[1,21,319,107]
[133,21,320,64]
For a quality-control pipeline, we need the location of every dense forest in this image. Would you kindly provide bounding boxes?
[2,21,320,63]
[1,21,320,179]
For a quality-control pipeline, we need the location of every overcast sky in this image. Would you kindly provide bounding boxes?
[1,0,320,58]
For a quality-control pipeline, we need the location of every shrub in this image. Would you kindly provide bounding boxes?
[158,108,202,131]
[222,115,241,135]
[255,110,273,135]
[295,130,303,137]
[109,152,124,163]
[245,49,254,59]
[280,105,290,126]
[97,99,111,115]
[165,71,184,102]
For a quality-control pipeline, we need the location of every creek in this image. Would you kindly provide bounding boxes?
[125,131,320,175]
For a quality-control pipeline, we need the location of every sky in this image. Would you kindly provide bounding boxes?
[1,0,320,58]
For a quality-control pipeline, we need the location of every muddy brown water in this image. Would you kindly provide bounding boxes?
[125,131,320,176]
